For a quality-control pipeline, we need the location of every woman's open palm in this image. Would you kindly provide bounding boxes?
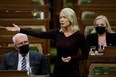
[5,23,20,32]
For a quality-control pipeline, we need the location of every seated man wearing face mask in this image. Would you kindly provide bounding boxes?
[86,15,116,52]
[0,33,49,75]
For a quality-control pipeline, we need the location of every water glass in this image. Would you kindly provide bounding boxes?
[90,46,96,52]
[28,67,35,76]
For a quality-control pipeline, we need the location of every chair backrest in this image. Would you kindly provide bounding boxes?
[0,47,14,55]
[0,47,14,64]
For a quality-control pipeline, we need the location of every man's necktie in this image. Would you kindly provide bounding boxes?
[21,57,26,70]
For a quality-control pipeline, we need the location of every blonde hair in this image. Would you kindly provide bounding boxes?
[59,8,80,32]
[92,15,114,33]
[12,33,28,44]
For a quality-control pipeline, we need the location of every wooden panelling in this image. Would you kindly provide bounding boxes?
[0,19,49,31]
[75,4,116,19]
[0,19,50,55]
[0,0,34,4]
[89,0,116,4]
[0,4,49,19]
[74,4,116,33]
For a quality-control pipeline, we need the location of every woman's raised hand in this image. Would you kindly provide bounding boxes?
[4,23,20,32]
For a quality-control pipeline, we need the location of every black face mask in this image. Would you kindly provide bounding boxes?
[19,44,29,55]
[95,26,106,35]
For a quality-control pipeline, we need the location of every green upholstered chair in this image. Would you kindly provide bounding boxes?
[30,46,39,52]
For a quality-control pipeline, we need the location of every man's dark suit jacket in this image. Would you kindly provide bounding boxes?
[0,50,49,75]
[86,32,116,50]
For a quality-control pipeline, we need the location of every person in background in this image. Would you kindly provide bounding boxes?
[4,8,88,77]
[0,33,49,75]
[86,15,116,53]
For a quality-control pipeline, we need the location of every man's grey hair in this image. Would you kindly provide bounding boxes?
[12,33,28,44]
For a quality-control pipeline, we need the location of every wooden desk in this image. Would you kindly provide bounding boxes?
[0,70,49,77]
[28,75,49,77]
[104,46,116,56]
[88,55,116,63]
[87,55,116,76]
[88,75,116,77]
[0,70,27,76]
[0,75,49,77]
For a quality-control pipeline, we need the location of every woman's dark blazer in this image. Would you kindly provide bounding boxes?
[86,32,116,51]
